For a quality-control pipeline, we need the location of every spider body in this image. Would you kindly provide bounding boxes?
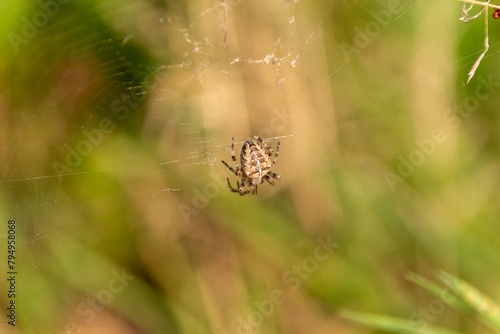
[222,136,281,196]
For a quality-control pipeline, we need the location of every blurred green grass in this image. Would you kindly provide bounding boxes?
[2,0,500,333]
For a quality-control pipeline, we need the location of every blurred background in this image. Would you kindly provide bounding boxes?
[1,0,500,333]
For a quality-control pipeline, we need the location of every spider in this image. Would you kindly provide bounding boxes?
[494,8,500,19]
[221,136,281,196]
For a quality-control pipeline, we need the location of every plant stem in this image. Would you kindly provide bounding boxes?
[458,0,500,10]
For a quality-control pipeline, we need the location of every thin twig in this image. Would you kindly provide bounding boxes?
[458,0,500,10]
[460,1,488,22]
[467,6,489,83]
[457,0,492,83]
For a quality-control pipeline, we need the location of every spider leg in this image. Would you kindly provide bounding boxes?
[235,179,254,196]
[226,177,240,193]
[231,137,240,171]
[263,174,276,186]
[222,137,243,176]
[240,185,254,196]
[255,136,265,144]
[255,136,274,157]
[238,179,249,196]
[271,142,280,167]
[222,160,240,176]
[238,179,246,193]
[267,171,281,181]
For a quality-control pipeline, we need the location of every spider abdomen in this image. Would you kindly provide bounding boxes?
[240,139,271,181]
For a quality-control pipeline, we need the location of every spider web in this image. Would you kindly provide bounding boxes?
[2,0,493,333]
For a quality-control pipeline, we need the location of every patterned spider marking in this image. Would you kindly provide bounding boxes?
[222,136,281,196]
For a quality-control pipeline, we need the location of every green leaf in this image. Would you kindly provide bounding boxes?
[406,272,467,312]
[438,271,500,332]
[339,309,461,334]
